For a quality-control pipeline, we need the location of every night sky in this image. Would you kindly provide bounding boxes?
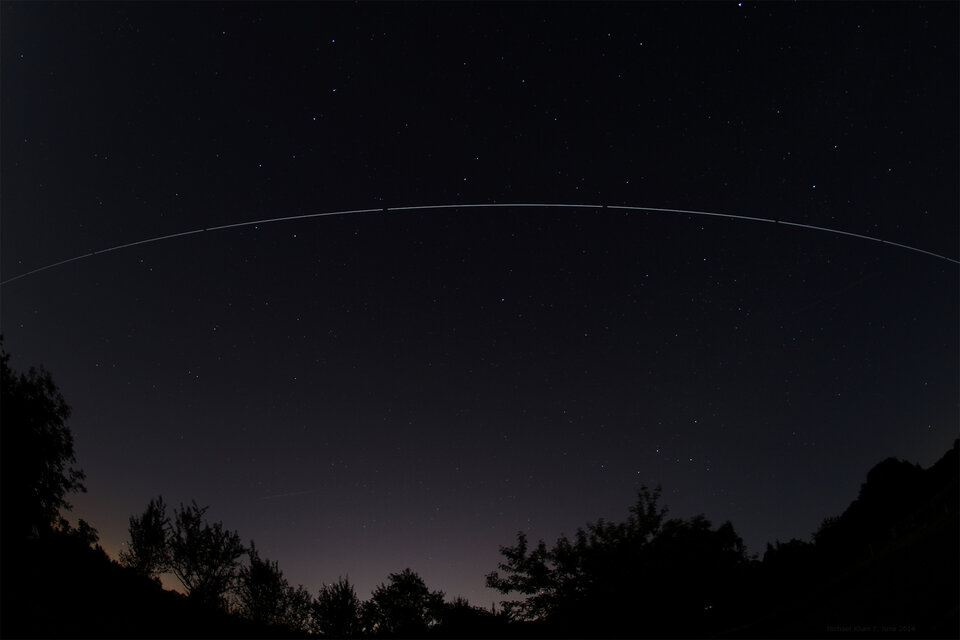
[2,2,957,609]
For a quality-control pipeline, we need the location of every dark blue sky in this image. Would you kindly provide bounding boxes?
[2,2,957,607]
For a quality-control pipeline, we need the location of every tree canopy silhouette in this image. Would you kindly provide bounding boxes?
[433,596,508,638]
[119,495,171,581]
[486,485,668,622]
[486,485,750,636]
[362,568,445,637]
[283,584,315,633]
[166,500,246,608]
[122,496,246,609]
[235,540,314,631]
[313,577,363,637]
[0,339,87,540]
[236,541,290,625]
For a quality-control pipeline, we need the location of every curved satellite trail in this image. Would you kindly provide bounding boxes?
[2,202,957,286]
[258,488,315,501]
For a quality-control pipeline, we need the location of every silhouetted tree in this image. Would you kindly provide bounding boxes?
[363,568,445,637]
[237,541,289,625]
[119,495,170,580]
[283,584,315,633]
[313,577,362,637]
[486,485,751,635]
[235,541,315,630]
[484,531,554,621]
[54,516,100,547]
[486,485,668,623]
[642,515,749,630]
[166,500,245,608]
[0,341,87,540]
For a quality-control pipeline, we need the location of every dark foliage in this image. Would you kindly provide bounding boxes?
[0,341,300,636]
[237,541,290,625]
[430,596,511,638]
[487,485,751,636]
[236,541,314,631]
[313,577,363,637]
[1,525,308,638]
[0,341,86,540]
[362,568,446,637]
[487,449,959,639]
[119,495,171,581]
[166,500,246,608]
[730,440,959,638]
[284,584,315,633]
[487,485,671,625]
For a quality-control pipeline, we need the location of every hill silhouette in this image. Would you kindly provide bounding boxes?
[730,440,959,638]
[2,528,307,638]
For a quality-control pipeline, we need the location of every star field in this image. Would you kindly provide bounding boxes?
[1,2,957,608]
